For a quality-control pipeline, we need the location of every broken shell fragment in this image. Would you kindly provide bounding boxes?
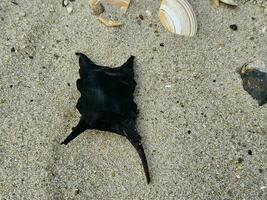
[239,60,267,106]
[62,0,69,7]
[89,0,105,16]
[98,16,123,27]
[103,0,131,13]
[212,0,220,7]
[159,0,198,37]
[220,0,238,6]
[67,6,73,14]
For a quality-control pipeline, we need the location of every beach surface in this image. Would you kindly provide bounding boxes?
[0,0,266,199]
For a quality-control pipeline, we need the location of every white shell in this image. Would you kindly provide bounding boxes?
[159,0,197,37]
[220,0,238,6]
[98,16,123,27]
[67,6,73,14]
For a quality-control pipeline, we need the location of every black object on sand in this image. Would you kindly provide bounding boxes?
[61,52,150,184]
[239,62,267,106]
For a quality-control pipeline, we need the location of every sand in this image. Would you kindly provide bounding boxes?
[0,0,266,199]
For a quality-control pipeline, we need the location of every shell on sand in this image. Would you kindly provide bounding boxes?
[98,16,123,27]
[220,0,238,6]
[212,0,220,7]
[159,0,198,37]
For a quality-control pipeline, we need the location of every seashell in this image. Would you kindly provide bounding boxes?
[239,60,267,106]
[212,0,220,7]
[103,0,131,13]
[220,0,238,6]
[67,6,73,14]
[159,0,198,37]
[89,0,105,16]
[98,16,123,27]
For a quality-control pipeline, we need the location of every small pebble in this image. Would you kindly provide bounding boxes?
[217,42,225,49]
[260,186,266,190]
[262,26,266,33]
[11,0,18,5]
[62,0,69,7]
[230,24,238,31]
[67,6,73,14]
[19,12,26,17]
[49,6,55,13]
[238,157,243,163]
[74,189,80,195]
[54,54,59,59]
[145,10,151,16]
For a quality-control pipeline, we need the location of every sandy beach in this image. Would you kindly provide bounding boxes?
[0,0,266,199]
